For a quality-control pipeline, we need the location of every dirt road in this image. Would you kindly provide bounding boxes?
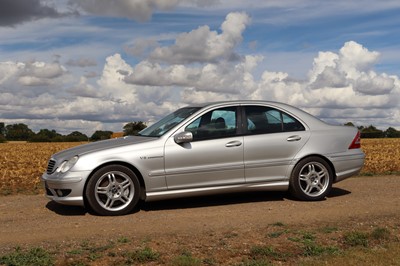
[1,176,400,250]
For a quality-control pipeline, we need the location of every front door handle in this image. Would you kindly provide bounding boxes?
[225,140,242,147]
[287,135,301,142]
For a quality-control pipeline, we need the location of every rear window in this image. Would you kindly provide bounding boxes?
[245,106,305,134]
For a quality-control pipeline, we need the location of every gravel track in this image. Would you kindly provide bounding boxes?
[1,176,400,249]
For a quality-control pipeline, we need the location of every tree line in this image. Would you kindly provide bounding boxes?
[0,122,147,143]
[344,123,400,138]
[0,121,399,143]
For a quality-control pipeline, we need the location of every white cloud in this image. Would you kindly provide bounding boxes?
[67,77,103,98]
[125,54,261,95]
[1,7,400,135]
[338,41,380,77]
[149,12,250,64]
[354,72,395,95]
[20,61,66,84]
[306,41,398,107]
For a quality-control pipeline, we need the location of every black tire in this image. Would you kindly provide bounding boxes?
[85,165,140,216]
[289,157,333,201]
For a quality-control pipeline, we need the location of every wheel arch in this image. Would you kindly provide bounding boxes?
[83,161,147,206]
[292,154,336,180]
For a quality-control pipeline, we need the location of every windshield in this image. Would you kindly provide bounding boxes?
[138,107,201,137]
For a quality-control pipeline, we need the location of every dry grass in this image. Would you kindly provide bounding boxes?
[0,139,399,195]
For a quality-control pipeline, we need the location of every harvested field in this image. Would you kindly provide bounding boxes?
[0,142,83,195]
[361,138,400,174]
[0,139,399,195]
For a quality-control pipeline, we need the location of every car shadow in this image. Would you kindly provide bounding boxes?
[140,191,287,212]
[328,187,351,198]
[46,201,88,216]
[45,187,351,216]
[141,186,351,212]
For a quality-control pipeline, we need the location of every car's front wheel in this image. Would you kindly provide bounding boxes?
[85,165,140,216]
[289,157,333,201]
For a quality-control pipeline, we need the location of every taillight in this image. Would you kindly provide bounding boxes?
[349,131,361,149]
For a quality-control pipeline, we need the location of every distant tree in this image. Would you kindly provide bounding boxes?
[65,131,88,142]
[30,129,62,142]
[0,122,5,135]
[90,130,113,141]
[0,122,5,143]
[344,122,355,127]
[385,127,400,138]
[123,121,147,136]
[5,123,35,141]
[360,125,384,138]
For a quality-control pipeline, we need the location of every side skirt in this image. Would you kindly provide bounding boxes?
[145,181,289,202]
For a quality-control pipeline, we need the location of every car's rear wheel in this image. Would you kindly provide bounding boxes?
[289,157,333,201]
[85,165,140,216]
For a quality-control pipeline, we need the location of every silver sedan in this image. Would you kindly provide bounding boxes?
[42,101,365,215]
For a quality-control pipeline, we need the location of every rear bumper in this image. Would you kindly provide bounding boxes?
[328,151,365,183]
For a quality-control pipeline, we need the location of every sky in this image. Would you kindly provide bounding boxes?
[1,0,400,135]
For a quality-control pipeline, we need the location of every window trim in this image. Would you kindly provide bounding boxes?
[241,105,306,136]
[184,106,241,142]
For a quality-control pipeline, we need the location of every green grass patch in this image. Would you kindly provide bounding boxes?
[270,222,285,227]
[320,226,339,234]
[302,242,340,257]
[124,246,160,264]
[343,231,369,247]
[371,227,391,241]
[0,247,54,266]
[236,259,272,266]
[117,236,130,243]
[171,251,202,266]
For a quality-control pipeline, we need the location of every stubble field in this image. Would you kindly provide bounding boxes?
[0,139,399,195]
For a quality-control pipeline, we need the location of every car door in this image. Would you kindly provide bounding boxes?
[164,106,245,190]
[243,105,311,183]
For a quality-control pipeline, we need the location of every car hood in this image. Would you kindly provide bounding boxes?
[52,136,157,161]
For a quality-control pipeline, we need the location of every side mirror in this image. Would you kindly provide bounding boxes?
[174,131,193,144]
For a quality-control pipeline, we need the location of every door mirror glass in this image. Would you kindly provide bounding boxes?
[174,131,193,144]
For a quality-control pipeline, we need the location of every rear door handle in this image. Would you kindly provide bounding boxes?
[287,135,301,142]
[225,140,242,147]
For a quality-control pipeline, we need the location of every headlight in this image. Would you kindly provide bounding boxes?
[56,156,79,173]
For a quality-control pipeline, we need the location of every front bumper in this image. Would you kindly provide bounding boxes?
[41,170,91,206]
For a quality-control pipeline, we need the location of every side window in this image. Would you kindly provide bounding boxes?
[186,107,237,141]
[245,106,304,134]
[282,112,305,132]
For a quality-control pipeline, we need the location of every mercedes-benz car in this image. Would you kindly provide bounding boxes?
[42,101,365,215]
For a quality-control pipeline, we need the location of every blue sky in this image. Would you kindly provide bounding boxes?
[0,0,400,135]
